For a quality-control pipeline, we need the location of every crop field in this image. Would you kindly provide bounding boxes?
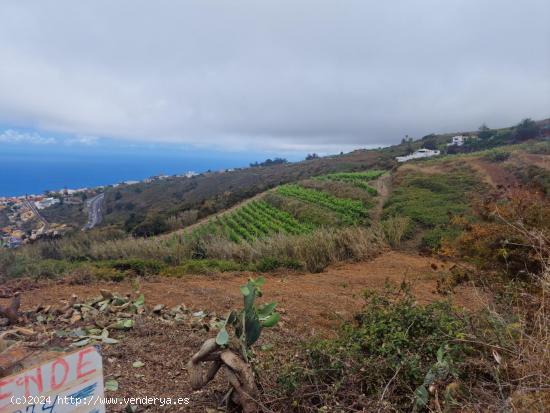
[192,200,312,242]
[315,170,384,194]
[276,184,370,225]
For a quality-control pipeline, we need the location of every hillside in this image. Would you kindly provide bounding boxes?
[40,148,393,234]
[0,126,548,412]
[34,118,549,239]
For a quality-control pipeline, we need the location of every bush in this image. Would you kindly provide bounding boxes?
[26,259,74,279]
[421,226,461,251]
[279,287,469,411]
[527,140,550,155]
[131,215,170,237]
[161,259,245,276]
[512,118,539,142]
[455,188,549,279]
[483,150,510,162]
[254,257,303,272]
[382,216,412,247]
[106,258,166,276]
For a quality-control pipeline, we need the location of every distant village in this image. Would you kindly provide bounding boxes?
[0,171,198,249]
[0,188,89,249]
[395,135,465,162]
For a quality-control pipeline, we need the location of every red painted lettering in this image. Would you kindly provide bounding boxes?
[76,347,97,379]
[50,357,69,390]
[0,377,14,408]
[24,366,43,397]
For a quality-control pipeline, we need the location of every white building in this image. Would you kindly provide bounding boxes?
[396,148,441,163]
[447,135,466,146]
[34,197,60,209]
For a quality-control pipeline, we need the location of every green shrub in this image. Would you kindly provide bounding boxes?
[254,257,303,272]
[279,288,469,410]
[106,258,166,276]
[161,259,245,276]
[527,140,550,155]
[91,266,126,282]
[421,226,461,251]
[483,150,510,162]
[26,259,74,279]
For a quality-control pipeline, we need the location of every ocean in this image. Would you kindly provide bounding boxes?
[0,145,286,197]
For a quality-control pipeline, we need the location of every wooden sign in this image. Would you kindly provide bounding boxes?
[0,346,105,413]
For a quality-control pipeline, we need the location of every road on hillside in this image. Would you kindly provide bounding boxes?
[24,198,49,233]
[84,193,105,230]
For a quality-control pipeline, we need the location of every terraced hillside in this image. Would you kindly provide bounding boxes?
[276,184,370,225]
[190,200,313,242]
[187,170,382,244]
[315,169,384,194]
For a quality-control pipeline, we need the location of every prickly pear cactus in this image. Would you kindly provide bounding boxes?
[216,277,280,357]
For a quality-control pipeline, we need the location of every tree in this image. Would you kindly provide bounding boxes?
[513,118,539,142]
[249,158,287,168]
[422,134,438,150]
[478,124,493,140]
[306,153,319,160]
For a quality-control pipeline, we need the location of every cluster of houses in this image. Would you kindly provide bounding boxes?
[0,195,44,248]
[395,135,466,163]
[1,172,202,248]
[0,189,88,248]
[112,172,199,188]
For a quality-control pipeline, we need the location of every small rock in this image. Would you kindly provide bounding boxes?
[100,289,114,300]
[152,304,165,313]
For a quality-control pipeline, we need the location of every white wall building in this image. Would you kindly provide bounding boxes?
[447,135,466,146]
[34,197,60,209]
[396,148,441,163]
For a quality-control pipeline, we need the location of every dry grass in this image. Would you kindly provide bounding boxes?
[381,216,411,247]
[1,225,387,278]
[203,226,387,272]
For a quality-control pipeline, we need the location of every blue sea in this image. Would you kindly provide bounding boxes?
[0,144,300,197]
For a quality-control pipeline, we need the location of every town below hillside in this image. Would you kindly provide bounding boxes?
[1,118,548,250]
[0,172,198,248]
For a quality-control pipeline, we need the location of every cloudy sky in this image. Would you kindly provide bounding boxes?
[0,0,549,153]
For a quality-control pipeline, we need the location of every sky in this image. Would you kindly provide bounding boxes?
[0,0,549,155]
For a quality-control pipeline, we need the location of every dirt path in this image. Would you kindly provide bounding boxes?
[467,158,518,188]
[370,172,391,222]
[9,251,486,336]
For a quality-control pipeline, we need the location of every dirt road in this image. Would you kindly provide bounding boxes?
[9,251,485,335]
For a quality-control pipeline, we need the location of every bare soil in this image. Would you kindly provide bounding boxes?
[467,158,519,188]
[6,252,485,335]
[2,253,489,412]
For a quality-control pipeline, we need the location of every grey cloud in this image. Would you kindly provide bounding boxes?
[0,0,548,152]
